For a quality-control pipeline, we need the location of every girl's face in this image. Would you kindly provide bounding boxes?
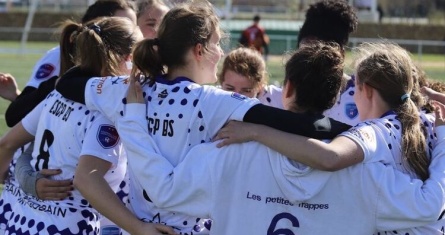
[221,69,258,98]
[137,4,169,39]
[201,31,224,84]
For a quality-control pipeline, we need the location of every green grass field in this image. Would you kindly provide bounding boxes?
[0,41,444,137]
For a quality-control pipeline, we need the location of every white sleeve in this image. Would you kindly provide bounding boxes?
[374,127,445,230]
[200,86,261,136]
[115,103,213,217]
[21,99,46,136]
[80,113,121,167]
[25,47,60,88]
[257,85,284,109]
[339,123,378,162]
[84,76,129,123]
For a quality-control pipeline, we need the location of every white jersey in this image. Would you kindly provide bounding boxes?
[116,105,445,234]
[85,75,260,234]
[341,111,443,234]
[0,46,60,233]
[25,46,60,88]
[5,90,126,234]
[324,75,360,126]
[257,84,283,109]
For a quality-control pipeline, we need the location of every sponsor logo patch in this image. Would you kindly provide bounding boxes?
[231,92,247,101]
[158,89,168,98]
[345,103,358,119]
[348,125,375,144]
[101,226,120,235]
[96,125,120,148]
[95,77,107,94]
[35,63,55,79]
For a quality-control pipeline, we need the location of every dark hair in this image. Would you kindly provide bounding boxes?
[253,15,260,22]
[132,1,220,82]
[285,41,344,114]
[81,0,136,23]
[297,0,357,48]
[60,17,140,77]
[354,42,429,181]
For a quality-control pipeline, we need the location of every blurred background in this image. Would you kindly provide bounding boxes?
[0,0,444,57]
[1,0,445,52]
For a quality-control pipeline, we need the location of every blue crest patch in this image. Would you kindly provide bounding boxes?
[345,103,358,119]
[35,63,55,79]
[97,125,120,149]
[231,92,247,101]
[101,226,120,235]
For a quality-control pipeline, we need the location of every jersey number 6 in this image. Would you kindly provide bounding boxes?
[267,212,299,235]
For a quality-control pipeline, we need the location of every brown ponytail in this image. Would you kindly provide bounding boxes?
[59,17,141,77]
[354,42,429,180]
[132,2,221,82]
[59,20,82,75]
[132,38,164,83]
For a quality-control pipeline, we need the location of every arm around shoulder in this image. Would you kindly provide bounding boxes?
[243,104,351,139]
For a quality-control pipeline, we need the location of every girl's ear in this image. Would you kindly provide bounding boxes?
[193,43,203,60]
[363,83,374,100]
[283,81,295,98]
[125,54,133,70]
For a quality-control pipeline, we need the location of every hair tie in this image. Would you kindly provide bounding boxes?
[401,93,410,102]
[89,23,101,35]
[153,38,160,46]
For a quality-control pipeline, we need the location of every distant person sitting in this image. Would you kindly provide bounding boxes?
[239,15,269,57]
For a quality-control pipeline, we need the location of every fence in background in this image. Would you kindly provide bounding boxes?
[226,33,445,57]
[348,37,445,61]
[1,28,444,58]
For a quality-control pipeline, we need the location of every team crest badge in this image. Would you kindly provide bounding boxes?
[35,63,55,79]
[345,103,358,119]
[97,125,120,148]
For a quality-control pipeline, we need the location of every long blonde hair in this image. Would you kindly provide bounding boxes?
[354,42,429,180]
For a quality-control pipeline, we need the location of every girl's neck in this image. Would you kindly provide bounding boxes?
[166,66,198,83]
[363,96,392,121]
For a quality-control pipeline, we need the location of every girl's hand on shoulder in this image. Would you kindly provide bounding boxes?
[126,72,145,104]
[421,86,436,98]
[433,100,445,127]
[422,86,445,105]
[213,121,259,148]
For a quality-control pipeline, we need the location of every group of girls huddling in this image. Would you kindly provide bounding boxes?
[0,0,445,234]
